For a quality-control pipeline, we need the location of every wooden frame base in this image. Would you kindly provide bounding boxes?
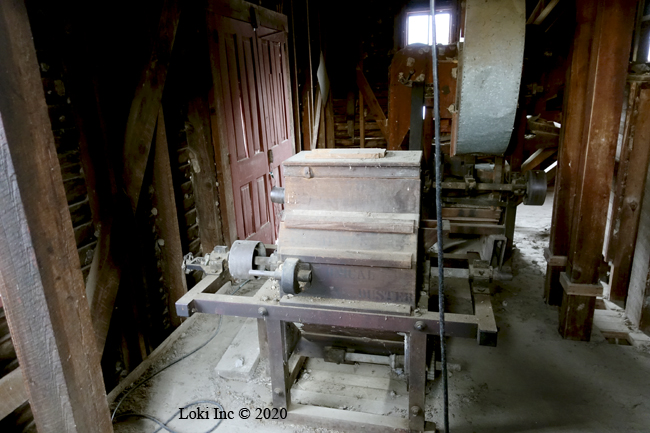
[544,248,568,306]
[558,272,601,341]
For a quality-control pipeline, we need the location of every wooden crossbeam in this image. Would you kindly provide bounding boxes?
[545,160,557,184]
[0,368,28,421]
[356,65,388,139]
[80,0,181,352]
[0,0,112,429]
[527,0,561,26]
[521,147,556,173]
[153,109,187,327]
[122,0,181,214]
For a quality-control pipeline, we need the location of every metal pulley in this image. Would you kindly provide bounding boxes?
[270,187,285,204]
[227,240,311,294]
[248,258,312,295]
[523,170,547,205]
[228,240,266,280]
[280,258,311,295]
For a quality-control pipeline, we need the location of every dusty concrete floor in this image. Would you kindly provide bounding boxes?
[113,191,650,433]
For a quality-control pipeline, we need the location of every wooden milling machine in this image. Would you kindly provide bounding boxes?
[176,0,546,431]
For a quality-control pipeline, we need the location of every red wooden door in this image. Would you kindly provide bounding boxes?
[257,29,294,240]
[211,13,294,244]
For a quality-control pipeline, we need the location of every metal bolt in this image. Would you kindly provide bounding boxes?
[629,199,638,211]
[274,387,284,396]
[476,286,486,292]
[414,321,426,331]
[410,405,421,416]
[258,307,268,316]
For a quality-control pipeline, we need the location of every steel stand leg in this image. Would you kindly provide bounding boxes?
[257,318,269,359]
[266,319,290,409]
[408,331,427,432]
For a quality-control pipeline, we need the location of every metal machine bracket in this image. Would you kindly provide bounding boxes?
[182,246,229,275]
[469,260,493,294]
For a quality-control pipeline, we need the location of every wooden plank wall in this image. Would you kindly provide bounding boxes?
[0,0,231,428]
[624,82,650,333]
[606,83,650,304]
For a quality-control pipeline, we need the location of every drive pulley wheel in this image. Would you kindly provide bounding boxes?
[228,240,266,280]
[523,170,547,206]
[281,258,301,295]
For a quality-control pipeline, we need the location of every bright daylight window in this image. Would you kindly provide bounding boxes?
[407,13,451,46]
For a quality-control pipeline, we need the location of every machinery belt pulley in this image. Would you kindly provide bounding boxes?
[228,240,312,295]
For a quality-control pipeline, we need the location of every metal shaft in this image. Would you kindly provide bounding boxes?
[430,1,449,431]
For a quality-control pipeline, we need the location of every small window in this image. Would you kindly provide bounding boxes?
[407,13,451,46]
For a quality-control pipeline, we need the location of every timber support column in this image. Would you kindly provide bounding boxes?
[0,0,113,430]
[544,0,596,306]
[558,0,637,341]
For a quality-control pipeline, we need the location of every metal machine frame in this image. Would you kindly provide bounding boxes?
[177,243,497,433]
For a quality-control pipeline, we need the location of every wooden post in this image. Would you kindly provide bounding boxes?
[627,136,650,333]
[317,93,326,148]
[299,0,314,151]
[359,91,365,148]
[288,0,303,153]
[311,88,323,149]
[186,96,225,252]
[301,81,314,151]
[0,368,28,421]
[544,0,597,306]
[154,109,188,327]
[347,91,356,138]
[0,0,112,429]
[325,92,335,148]
[207,12,237,245]
[422,107,433,167]
[607,85,650,303]
[559,0,637,341]
[356,65,388,139]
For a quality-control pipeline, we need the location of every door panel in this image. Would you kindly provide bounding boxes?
[258,30,294,240]
[210,5,294,244]
[214,16,273,243]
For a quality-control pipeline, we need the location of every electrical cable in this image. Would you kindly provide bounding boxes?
[111,315,223,422]
[111,278,252,432]
[230,278,251,296]
[430,0,450,431]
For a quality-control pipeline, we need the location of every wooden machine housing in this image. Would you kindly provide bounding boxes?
[278,149,422,306]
